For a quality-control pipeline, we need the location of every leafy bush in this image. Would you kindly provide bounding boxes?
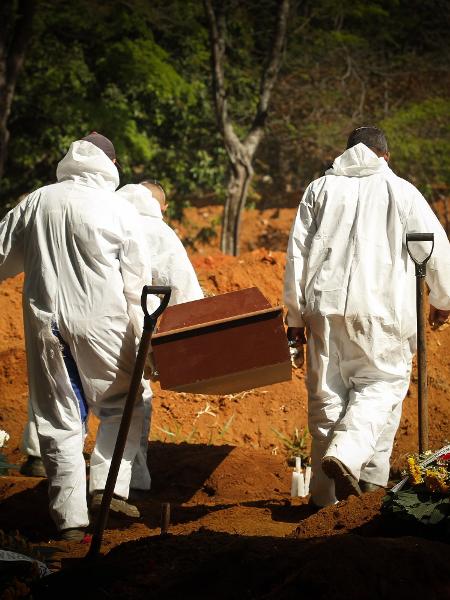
[381,98,450,195]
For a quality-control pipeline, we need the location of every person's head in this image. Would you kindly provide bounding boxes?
[140,180,168,212]
[81,131,118,165]
[346,126,390,161]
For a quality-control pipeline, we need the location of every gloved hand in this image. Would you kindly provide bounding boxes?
[287,327,306,369]
[429,305,450,330]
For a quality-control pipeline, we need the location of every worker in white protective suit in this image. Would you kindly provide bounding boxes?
[284,126,450,508]
[0,133,153,540]
[116,181,204,492]
[20,179,203,490]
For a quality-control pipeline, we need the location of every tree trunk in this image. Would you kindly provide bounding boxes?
[0,0,36,180]
[204,0,289,255]
[221,161,254,255]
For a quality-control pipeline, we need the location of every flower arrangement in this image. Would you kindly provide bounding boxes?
[382,445,450,531]
[406,453,450,494]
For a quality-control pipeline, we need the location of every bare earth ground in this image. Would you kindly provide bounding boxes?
[0,205,449,598]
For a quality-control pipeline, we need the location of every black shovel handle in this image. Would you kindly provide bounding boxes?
[406,233,434,276]
[141,286,172,330]
[406,233,434,242]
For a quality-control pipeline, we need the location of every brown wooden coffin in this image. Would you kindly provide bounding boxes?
[151,287,291,394]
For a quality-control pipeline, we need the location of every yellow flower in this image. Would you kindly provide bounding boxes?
[424,467,450,494]
[407,456,423,485]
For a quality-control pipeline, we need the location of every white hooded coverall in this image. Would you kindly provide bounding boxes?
[0,141,152,530]
[284,143,450,507]
[117,184,204,489]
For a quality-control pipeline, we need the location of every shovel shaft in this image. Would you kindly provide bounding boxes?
[87,328,153,558]
[416,276,428,454]
[86,286,171,560]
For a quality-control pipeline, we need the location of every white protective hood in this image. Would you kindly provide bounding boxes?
[56,140,120,191]
[325,142,389,177]
[117,183,203,306]
[117,183,163,218]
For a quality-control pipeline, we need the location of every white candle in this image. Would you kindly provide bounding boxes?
[295,456,301,472]
[304,465,311,496]
[298,471,306,497]
[291,470,300,497]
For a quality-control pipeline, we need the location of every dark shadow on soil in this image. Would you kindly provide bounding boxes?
[0,478,144,542]
[264,500,317,524]
[137,498,314,530]
[0,442,234,540]
[33,529,450,600]
[0,479,54,541]
[147,441,234,503]
[355,511,450,543]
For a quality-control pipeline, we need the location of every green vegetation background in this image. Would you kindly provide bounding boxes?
[1,0,449,217]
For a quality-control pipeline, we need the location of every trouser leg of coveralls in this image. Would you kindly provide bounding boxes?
[130,382,152,490]
[69,319,146,500]
[325,379,407,484]
[307,316,412,505]
[25,319,89,531]
[325,343,412,486]
[22,400,41,457]
[359,368,411,486]
[306,318,349,507]
[22,399,88,459]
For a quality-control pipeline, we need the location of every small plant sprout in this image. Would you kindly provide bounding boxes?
[151,410,235,446]
[272,426,310,464]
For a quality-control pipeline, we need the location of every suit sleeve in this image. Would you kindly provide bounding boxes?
[120,212,154,338]
[283,185,317,327]
[0,197,27,281]
[405,188,450,310]
[151,224,203,306]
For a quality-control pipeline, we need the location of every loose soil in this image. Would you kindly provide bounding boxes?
[0,205,449,599]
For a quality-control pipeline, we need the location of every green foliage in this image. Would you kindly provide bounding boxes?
[1,0,224,216]
[382,489,450,528]
[184,222,220,251]
[1,0,449,216]
[272,426,310,463]
[261,0,450,195]
[381,98,450,193]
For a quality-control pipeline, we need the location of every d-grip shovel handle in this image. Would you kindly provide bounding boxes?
[406,233,434,276]
[141,285,172,330]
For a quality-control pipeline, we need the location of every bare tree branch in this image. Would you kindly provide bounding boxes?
[204,0,290,254]
[246,0,290,154]
[203,0,243,162]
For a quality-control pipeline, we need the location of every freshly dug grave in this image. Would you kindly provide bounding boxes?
[2,446,450,599]
[33,530,450,600]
